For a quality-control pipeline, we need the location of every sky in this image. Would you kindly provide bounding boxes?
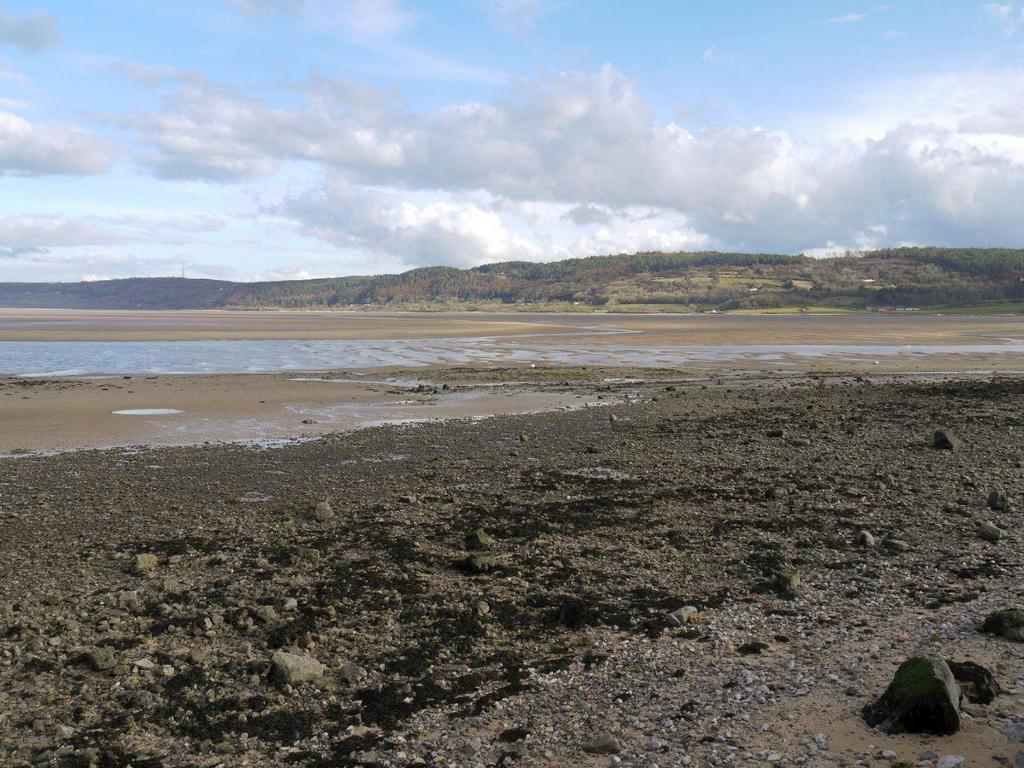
[1,1,1024,282]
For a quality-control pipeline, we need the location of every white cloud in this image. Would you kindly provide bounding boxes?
[229,0,416,39]
[702,46,716,61]
[0,213,225,249]
[824,13,865,25]
[0,10,61,53]
[282,179,544,267]
[0,111,113,176]
[984,2,1024,35]
[107,62,1024,260]
[487,0,563,31]
[334,0,417,40]
[230,0,307,13]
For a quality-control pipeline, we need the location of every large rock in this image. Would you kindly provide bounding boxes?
[271,650,325,685]
[981,609,1024,641]
[863,657,961,735]
[933,430,959,451]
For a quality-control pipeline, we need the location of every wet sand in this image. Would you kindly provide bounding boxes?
[4,308,1024,345]
[0,373,608,453]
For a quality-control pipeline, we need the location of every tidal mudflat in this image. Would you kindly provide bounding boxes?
[1,374,1024,767]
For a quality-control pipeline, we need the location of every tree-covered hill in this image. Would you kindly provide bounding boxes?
[3,247,1024,312]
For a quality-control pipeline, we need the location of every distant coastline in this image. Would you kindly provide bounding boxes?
[2,247,1024,314]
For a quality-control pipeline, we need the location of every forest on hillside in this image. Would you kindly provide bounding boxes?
[2,248,1024,312]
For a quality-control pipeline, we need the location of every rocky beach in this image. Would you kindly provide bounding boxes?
[2,369,1023,767]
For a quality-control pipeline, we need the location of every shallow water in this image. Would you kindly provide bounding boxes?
[4,335,1024,375]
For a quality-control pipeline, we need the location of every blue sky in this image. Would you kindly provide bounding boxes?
[1,1,1023,282]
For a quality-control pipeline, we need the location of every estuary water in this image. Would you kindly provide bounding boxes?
[4,335,1024,376]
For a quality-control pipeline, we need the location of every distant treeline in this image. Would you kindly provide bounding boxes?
[2,247,1024,311]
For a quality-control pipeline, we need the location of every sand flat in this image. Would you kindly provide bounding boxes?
[4,308,1024,345]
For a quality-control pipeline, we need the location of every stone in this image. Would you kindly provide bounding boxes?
[314,500,334,522]
[254,605,278,623]
[465,527,495,551]
[461,553,497,574]
[936,757,966,768]
[271,650,325,685]
[737,640,768,655]
[116,590,143,613]
[774,568,801,597]
[132,553,158,575]
[856,530,876,547]
[947,660,1000,704]
[282,597,298,611]
[863,656,961,735]
[885,539,911,553]
[979,521,1004,542]
[338,662,365,684]
[558,598,588,629]
[667,606,701,626]
[933,430,959,451]
[1004,722,1024,742]
[988,490,1009,510]
[981,609,1024,641]
[85,646,116,672]
[582,734,622,755]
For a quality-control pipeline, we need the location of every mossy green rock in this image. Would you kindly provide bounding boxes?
[863,656,961,735]
[465,527,495,551]
[980,609,1024,641]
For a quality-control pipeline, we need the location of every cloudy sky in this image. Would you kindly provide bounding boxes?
[1,1,1023,282]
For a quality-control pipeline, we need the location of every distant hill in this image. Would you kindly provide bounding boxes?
[3,247,1024,313]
